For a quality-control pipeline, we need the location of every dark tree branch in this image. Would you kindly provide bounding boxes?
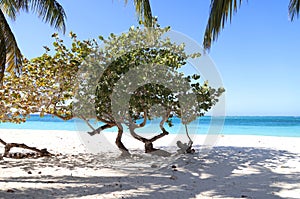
[1,137,53,158]
[127,109,147,129]
[0,138,7,145]
[149,110,170,142]
[127,109,171,153]
[88,124,115,136]
[138,109,148,128]
[149,129,169,143]
[4,143,52,157]
[128,123,148,143]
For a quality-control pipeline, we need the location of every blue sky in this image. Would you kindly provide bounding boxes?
[8,0,300,116]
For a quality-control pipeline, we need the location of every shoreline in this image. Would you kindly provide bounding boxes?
[1,129,300,154]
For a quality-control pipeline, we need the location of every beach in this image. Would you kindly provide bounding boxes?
[0,129,300,199]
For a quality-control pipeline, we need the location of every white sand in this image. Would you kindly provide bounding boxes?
[1,129,300,199]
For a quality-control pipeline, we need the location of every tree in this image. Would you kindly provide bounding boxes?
[126,0,300,49]
[73,21,224,155]
[0,0,67,83]
[0,23,224,157]
[0,32,90,158]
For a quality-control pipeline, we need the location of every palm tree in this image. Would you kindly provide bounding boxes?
[0,0,66,82]
[125,0,153,27]
[127,0,300,50]
[203,0,300,50]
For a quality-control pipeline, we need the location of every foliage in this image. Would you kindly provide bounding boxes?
[0,0,67,82]
[0,23,224,153]
[0,33,92,123]
[74,21,224,129]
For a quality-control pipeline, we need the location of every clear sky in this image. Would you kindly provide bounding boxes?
[7,0,300,116]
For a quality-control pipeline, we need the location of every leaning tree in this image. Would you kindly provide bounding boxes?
[73,21,224,155]
[0,21,224,157]
[0,32,92,158]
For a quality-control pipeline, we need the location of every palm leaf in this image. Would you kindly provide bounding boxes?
[289,0,300,21]
[125,0,152,27]
[0,0,19,20]
[203,0,244,50]
[0,24,6,84]
[16,0,67,33]
[0,0,67,82]
[0,9,22,83]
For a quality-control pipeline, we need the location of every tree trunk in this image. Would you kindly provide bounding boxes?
[115,123,130,156]
[129,125,169,153]
[144,141,158,153]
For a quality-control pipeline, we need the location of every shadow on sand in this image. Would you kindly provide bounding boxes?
[1,146,300,199]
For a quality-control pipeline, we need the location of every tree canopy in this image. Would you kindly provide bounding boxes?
[0,22,224,154]
[0,0,67,83]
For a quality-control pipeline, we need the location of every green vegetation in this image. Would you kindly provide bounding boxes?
[74,22,224,154]
[0,22,224,155]
[0,0,67,83]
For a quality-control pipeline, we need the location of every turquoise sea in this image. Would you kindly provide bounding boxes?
[0,115,299,137]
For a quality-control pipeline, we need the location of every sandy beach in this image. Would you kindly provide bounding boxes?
[0,129,300,199]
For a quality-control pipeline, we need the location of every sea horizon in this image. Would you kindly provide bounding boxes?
[0,115,299,137]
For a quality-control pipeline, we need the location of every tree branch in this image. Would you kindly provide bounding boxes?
[4,143,52,157]
[128,123,148,143]
[0,138,7,145]
[150,110,170,142]
[128,109,148,129]
[138,109,148,127]
[0,137,53,158]
[115,122,130,155]
[88,124,115,136]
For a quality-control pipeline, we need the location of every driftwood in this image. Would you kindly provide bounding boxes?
[0,138,53,159]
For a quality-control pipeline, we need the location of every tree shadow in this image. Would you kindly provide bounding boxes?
[0,146,299,198]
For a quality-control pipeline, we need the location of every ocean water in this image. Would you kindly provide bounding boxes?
[0,115,299,137]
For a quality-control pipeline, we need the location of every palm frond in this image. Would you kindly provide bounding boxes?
[289,0,300,21]
[0,25,6,84]
[0,9,22,82]
[14,0,30,11]
[0,0,66,83]
[16,0,67,33]
[133,0,152,27]
[0,0,19,20]
[203,0,244,50]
